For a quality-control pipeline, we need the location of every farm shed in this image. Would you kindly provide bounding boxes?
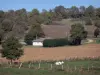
[32,37,52,47]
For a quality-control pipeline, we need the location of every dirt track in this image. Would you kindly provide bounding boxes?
[20,44,100,62]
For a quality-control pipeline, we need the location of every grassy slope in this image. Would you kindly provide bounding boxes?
[0,68,100,75]
[0,60,100,75]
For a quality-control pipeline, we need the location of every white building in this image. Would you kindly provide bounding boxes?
[32,37,52,47]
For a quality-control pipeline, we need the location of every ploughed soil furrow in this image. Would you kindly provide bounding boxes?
[20,44,100,62]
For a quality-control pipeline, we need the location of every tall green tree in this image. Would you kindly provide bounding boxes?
[79,6,86,17]
[96,8,100,18]
[69,6,79,18]
[85,5,95,17]
[1,36,23,62]
[24,24,45,45]
[94,28,99,37]
[31,9,40,16]
[94,20,100,28]
[53,5,67,20]
[54,5,67,19]
[0,10,5,43]
[29,9,43,25]
[13,8,29,38]
[1,19,13,32]
[70,23,87,45]
[0,29,4,44]
[41,9,53,25]
[25,8,45,45]
[0,10,5,23]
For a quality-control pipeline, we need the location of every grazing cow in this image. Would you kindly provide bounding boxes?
[55,61,64,65]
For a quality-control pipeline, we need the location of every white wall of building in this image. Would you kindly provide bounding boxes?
[32,42,43,47]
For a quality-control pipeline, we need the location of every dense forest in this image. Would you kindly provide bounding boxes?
[0,5,100,44]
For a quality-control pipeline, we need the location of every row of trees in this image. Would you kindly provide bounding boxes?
[0,8,45,44]
[24,5,100,44]
[41,5,100,22]
[0,5,100,42]
[0,9,45,62]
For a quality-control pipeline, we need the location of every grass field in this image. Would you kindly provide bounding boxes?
[0,68,100,75]
[0,60,100,75]
[20,60,100,69]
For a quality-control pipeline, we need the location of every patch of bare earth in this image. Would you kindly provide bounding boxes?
[20,44,100,62]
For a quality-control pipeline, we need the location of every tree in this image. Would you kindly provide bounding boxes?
[41,9,52,25]
[1,19,13,32]
[69,6,79,18]
[94,28,99,37]
[25,8,45,45]
[53,5,67,20]
[0,10,5,22]
[24,31,34,45]
[96,8,100,18]
[1,36,23,63]
[85,5,95,17]
[0,29,4,44]
[79,6,86,17]
[70,23,87,45]
[54,5,67,19]
[13,9,28,38]
[94,20,100,28]
[85,18,92,25]
[29,9,43,25]
[24,24,45,45]
[31,9,40,16]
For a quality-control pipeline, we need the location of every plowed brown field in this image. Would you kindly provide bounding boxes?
[20,44,100,62]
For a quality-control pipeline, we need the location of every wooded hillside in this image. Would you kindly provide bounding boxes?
[0,5,100,43]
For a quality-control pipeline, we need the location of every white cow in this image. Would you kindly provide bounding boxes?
[55,61,64,65]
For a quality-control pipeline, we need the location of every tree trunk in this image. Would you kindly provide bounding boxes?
[11,59,13,64]
[9,59,13,67]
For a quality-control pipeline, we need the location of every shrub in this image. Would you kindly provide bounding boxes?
[69,36,82,45]
[94,28,100,38]
[94,20,100,28]
[43,38,69,47]
[25,40,32,45]
[96,39,100,44]
[85,18,92,25]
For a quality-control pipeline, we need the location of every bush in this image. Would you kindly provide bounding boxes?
[25,40,32,45]
[96,39,100,44]
[69,37,82,45]
[94,20,100,28]
[94,28,100,38]
[43,38,69,47]
[85,18,92,25]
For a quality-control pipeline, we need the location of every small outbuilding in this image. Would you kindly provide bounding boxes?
[32,37,52,47]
